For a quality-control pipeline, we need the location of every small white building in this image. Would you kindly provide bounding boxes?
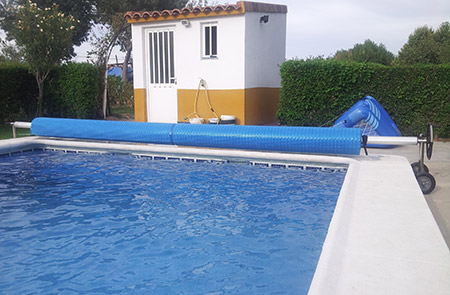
[125,1,287,125]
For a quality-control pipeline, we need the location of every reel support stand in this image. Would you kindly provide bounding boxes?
[366,123,436,195]
[411,123,436,195]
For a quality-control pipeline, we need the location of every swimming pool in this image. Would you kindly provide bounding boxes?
[1,137,449,294]
[0,150,345,294]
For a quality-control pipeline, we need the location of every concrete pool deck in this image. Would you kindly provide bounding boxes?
[1,136,449,294]
[365,142,450,249]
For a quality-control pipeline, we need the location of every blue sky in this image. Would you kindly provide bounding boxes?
[70,0,448,62]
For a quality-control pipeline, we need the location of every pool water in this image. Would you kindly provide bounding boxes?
[0,150,345,294]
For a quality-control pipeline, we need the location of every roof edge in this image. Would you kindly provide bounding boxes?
[241,1,287,14]
[125,1,287,24]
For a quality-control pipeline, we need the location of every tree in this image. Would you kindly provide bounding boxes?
[334,39,394,65]
[95,0,189,81]
[397,22,450,65]
[186,0,217,8]
[92,0,189,118]
[0,0,17,32]
[7,1,76,116]
[433,21,450,64]
[1,0,95,57]
[0,37,24,62]
[23,0,96,56]
[397,26,439,65]
[333,49,353,62]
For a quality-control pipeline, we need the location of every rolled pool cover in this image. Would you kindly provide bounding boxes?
[31,117,362,155]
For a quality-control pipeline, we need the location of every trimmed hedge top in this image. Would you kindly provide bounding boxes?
[277,59,450,138]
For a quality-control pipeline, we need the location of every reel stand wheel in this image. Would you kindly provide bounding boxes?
[414,123,436,194]
[426,122,434,160]
[411,162,429,175]
[416,172,436,195]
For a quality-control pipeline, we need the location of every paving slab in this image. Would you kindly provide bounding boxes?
[365,142,450,249]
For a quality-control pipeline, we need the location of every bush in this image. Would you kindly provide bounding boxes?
[0,62,100,122]
[45,63,99,119]
[334,39,394,65]
[277,59,450,138]
[0,62,37,122]
[107,75,134,108]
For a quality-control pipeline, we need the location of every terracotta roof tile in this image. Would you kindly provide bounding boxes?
[124,1,287,23]
[124,3,242,22]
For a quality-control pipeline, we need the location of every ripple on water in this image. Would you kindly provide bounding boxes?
[0,150,345,294]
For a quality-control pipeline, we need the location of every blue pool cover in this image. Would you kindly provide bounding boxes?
[31,117,362,155]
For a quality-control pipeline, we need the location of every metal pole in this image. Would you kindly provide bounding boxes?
[13,122,32,129]
[366,136,417,146]
[9,122,32,138]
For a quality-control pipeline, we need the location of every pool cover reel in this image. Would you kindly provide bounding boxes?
[31,118,362,155]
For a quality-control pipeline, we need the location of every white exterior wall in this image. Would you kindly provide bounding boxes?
[176,15,245,90]
[131,15,246,92]
[129,9,286,123]
[131,12,286,92]
[244,12,286,88]
[131,23,147,90]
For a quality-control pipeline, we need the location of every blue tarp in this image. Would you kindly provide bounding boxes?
[333,96,401,137]
[333,96,401,148]
[107,66,133,81]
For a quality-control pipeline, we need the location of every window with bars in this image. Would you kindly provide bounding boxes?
[148,30,175,84]
[203,23,217,58]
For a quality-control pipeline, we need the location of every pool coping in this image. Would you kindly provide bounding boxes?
[1,137,450,294]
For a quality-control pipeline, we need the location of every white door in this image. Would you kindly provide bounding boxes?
[146,28,177,123]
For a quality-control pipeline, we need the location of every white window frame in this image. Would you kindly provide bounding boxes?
[201,22,218,59]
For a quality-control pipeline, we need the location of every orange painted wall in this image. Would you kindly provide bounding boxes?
[134,88,147,122]
[177,88,280,125]
[244,88,280,125]
[177,89,245,125]
[135,87,280,124]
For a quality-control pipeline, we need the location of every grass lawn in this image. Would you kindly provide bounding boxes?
[110,106,134,116]
[108,106,134,121]
[0,124,31,140]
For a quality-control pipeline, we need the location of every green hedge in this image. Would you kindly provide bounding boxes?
[0,63,38,122]
[277,59,450,138]
[45,63,99,119]
[0,62,99,123]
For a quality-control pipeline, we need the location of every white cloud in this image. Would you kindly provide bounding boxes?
[71,0,449,62]
[234,0,450,58]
